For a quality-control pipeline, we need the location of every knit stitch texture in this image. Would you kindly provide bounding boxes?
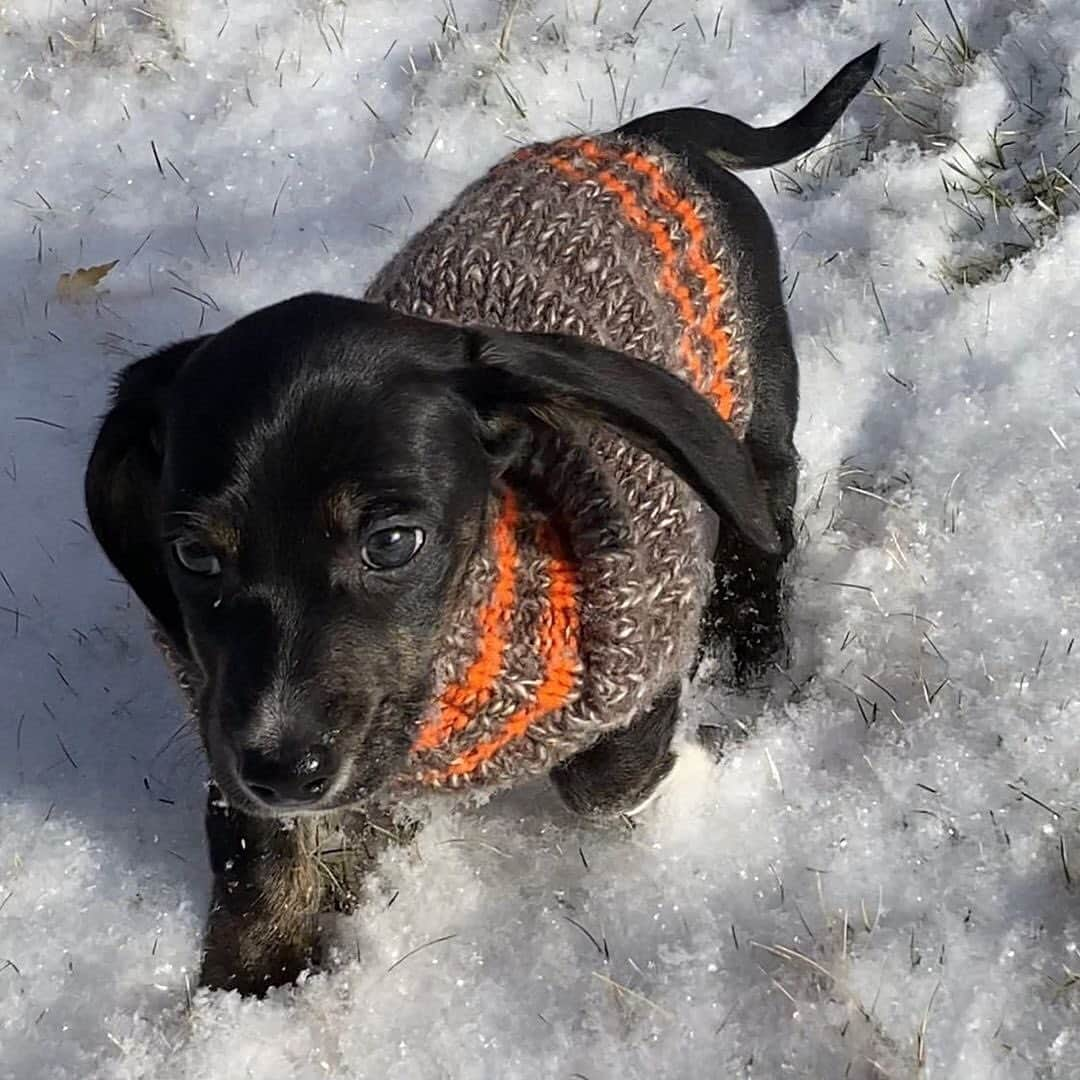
[366,133,753,790]
[154,132,754,796]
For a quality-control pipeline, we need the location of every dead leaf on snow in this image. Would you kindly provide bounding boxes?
[56,260,118,302]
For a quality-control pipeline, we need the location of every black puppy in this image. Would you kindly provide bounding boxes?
[85,46,879,995]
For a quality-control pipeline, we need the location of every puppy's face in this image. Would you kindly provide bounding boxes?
[86,294,779,818]
[161,316,491,814]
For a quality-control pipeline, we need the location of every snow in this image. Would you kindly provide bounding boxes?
[2,0,1078,1077]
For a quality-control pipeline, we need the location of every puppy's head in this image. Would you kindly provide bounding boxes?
[86,293,779,817]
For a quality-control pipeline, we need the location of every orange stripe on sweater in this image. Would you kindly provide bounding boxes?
[425,521,580,782]
[539,137,737,421]
[544,152,708,391]
[412,490,520,752]
[616,147,735,419]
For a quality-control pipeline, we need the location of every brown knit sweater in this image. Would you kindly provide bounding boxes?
[366,133,752,791]
[155,133,752,797]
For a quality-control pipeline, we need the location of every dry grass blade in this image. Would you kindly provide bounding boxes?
[592,971,673,1019]
[751,940,836,985]
[916,981,941,1066]
[386,933,458,974]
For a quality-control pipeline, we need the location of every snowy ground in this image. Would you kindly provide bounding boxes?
[2,1,1079,1077]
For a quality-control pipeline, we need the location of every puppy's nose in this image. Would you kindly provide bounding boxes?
[238,745,339,808]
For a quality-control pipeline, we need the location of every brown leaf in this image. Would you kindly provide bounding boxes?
[56,259,119,302]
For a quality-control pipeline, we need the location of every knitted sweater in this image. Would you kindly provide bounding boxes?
[366,133,752,791]
[156,133,752,798]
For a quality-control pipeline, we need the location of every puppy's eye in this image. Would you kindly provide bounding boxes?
[361,527,425,570]
[172,538,222,576]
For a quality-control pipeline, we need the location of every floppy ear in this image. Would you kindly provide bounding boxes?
[85,337,209,647]
[462,328,781,554]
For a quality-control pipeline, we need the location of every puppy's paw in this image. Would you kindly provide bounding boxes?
[199,912,322,997]
[552,748,677,820]
[621,756,680,817]
[199,945,319,997]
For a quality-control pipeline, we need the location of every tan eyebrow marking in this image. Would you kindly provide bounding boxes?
[166,507,240,556]
[203,520,241,557]
[321,486,361,534]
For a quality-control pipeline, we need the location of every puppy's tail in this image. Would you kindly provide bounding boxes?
[620,44,880,170]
